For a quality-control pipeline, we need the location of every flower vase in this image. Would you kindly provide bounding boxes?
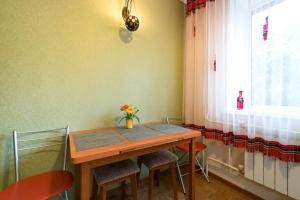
[126,118,133,129]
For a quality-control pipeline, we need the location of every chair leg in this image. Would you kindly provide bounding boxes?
[64,191,69,200]
[176,161,186,194]
[148,169,154,200]
[203,150,210,182]
[99,185,107,200]
[130,174,138,200]
[121,180,126,200]
[137,159,142,186]
[170,163,178,200]
[196,154,209,182]
[202,151,205,172]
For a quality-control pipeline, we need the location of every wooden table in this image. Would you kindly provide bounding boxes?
[69,123,200,200]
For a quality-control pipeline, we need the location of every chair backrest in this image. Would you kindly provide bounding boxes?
[13,126,70,182]
[165,116,184,125]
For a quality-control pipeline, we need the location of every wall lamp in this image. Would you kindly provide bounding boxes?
[122,0,139,32]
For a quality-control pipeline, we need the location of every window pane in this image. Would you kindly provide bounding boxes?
[251,0,300,107]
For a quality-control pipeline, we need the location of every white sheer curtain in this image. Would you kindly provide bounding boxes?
[184,0,300,162]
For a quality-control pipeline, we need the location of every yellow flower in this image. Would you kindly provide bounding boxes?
[126,106,135,113]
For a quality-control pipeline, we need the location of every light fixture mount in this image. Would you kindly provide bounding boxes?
[122,7,129,20]
[122,0,139,32]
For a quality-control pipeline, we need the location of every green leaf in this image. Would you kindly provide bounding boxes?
[134,116,141,123]
[119,116,126,124]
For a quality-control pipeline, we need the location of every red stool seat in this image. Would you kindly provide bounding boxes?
[176,142,207,153]
[0,171,73,200]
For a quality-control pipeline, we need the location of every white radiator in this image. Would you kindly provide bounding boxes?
[245,152,300,199]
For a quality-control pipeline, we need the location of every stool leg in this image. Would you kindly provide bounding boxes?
[170,163,178,200]
[130,174,138,200]
[154,169,160,186]
[99,185,107,200]
[148,169,154,200]
[137,159,142,186]
[92,177,98,200]
[121,180,126,200]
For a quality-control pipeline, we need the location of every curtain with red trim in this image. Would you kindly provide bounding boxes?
[184,125,300,162]
[183,0,300,163]
[186,0,207,15]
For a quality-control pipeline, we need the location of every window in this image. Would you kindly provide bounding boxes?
[251,0,300,107]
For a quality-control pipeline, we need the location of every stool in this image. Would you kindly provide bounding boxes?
[137,150,178,200]
[92,159,140,200]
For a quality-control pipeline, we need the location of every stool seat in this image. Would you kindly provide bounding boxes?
[0,171,73,200]
[138,150,178,169]
[176,142,207,153]
[94,159,140,185]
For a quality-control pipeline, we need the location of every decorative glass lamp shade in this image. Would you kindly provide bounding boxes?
[125,15,139,32]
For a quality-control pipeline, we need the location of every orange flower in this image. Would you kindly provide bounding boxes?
[120,105,129,111]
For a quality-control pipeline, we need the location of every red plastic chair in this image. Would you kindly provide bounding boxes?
[176,142,210,194]
[0,126,74,200]
[0,171,73,200]
[165,116,209,194]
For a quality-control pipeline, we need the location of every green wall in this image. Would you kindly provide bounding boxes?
[0,0,184,196]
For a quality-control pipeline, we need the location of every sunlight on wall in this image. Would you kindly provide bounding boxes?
[0,1,185,198]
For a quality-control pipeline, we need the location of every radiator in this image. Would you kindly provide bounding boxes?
[245,152,300,199]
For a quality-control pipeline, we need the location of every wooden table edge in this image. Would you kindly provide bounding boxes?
[69,129,201,165]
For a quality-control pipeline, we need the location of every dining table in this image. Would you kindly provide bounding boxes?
[69,123,201,200]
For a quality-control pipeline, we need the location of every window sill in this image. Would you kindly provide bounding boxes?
[229,107,300,119]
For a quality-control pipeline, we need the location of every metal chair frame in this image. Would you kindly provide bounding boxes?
[13,126,70,200]
[165,116,209,194]
[176,149,209,194]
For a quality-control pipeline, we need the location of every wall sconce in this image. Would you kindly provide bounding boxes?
[122,0,139,32]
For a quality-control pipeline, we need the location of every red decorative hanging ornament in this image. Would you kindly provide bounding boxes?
[237,91,244,110]
[263,16,269,41]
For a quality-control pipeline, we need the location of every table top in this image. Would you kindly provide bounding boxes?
[69,123,201,164]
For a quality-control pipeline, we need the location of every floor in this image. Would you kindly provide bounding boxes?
[107,171,258,200]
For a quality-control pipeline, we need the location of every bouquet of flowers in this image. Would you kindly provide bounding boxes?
[119,105,140,126]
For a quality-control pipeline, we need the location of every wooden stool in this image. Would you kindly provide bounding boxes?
[92,159,140,200]
[137,150,178,200]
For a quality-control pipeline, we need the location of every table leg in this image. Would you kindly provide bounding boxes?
[81,163,90,200]
[189,138,195,200]
[75,165,81,200]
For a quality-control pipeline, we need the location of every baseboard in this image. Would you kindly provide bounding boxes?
[208,171,263,200]
[208,164,294,200]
